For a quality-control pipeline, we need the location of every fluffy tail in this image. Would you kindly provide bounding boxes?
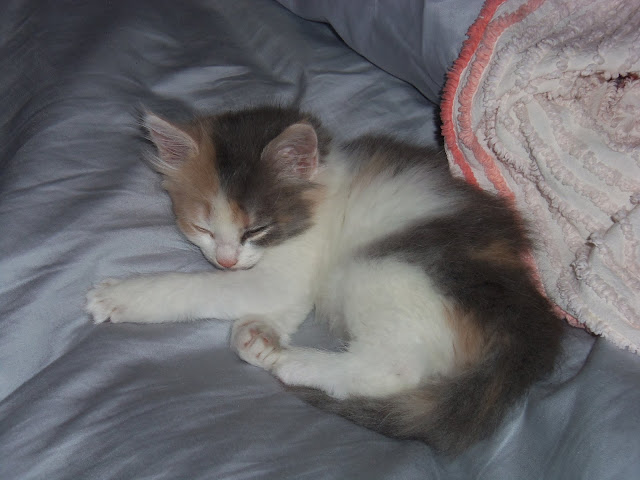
[289,313,562,455]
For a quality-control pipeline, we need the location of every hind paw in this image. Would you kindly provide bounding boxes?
[231,319,283,370]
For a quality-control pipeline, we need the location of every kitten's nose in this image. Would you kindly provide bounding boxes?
[217,257,237,269]
[216,243,238,269]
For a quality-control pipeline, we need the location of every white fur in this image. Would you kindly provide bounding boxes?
[331,153,459,253]
[86,148,459,399]
[185,191,265,270]
[276,258,455,399]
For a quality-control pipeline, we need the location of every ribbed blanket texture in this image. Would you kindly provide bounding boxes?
[442,0,640,353]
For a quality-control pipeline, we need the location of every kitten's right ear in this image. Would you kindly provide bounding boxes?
[142,111,199,172]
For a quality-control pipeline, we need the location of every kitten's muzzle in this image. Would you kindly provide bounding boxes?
[217,257,238,269]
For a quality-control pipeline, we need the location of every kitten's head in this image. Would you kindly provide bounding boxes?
[142,106,331,270]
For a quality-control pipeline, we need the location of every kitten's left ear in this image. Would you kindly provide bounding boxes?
[142,111,199,172]
[262,122,319,180]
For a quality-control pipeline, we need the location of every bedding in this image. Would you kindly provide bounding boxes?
[1,0,640,479]
[441,0,640,354]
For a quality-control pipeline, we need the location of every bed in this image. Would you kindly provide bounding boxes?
[1,0,639,478]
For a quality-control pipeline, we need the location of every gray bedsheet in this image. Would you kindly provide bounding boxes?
[1,1,639,478]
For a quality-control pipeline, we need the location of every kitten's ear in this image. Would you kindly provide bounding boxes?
[262,122,319,180]
[142,111,199,172]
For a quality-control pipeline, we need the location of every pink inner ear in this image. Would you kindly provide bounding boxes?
[264,123,319,180]
[151,131,190,161]
[144,113,199,169]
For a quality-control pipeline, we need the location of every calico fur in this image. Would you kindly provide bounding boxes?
[86,106,562,454]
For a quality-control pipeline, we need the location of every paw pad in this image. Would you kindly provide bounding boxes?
[231,320,282,370]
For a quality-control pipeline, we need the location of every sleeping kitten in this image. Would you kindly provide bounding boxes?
[86,106,562,454]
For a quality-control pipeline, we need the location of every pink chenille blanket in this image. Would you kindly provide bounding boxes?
[442,0,640,353]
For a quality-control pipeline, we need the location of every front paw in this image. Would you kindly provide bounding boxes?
[86,277,158,324]
[231,319,283,370]
[86,278,127,323]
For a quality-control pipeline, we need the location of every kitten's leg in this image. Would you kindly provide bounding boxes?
[87,230,317,326]
[286,346,413,399]
[234,340,428,399]
[233,306,451,399]
[265,258,456,399]
[86,268,311,329]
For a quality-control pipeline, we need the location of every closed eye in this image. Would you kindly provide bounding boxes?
[193,224,215,238]
[242,223,272,243]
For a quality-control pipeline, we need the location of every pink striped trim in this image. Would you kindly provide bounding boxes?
[441,0,510,187]
[441,0,580,326]
[442,0,545,197]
